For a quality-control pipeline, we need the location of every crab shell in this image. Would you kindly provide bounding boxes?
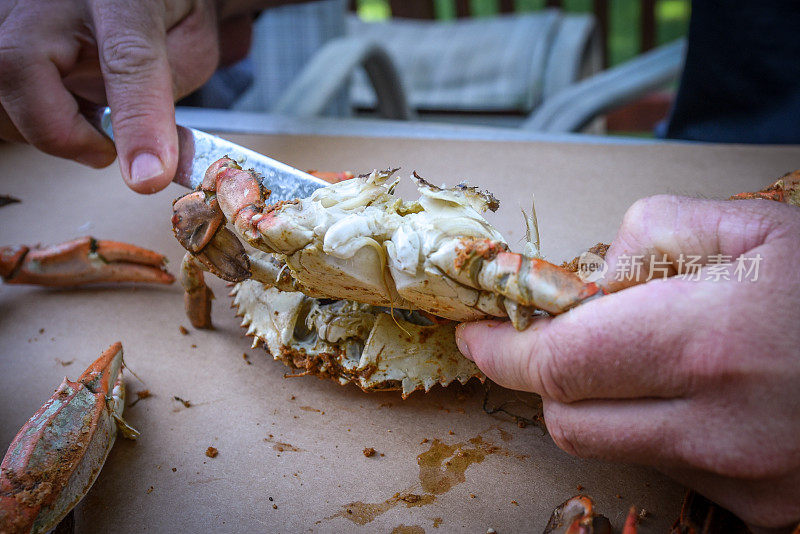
[232,279,484,398]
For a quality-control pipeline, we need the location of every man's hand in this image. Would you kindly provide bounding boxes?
[456,195,800,529]
[0,0,222,193]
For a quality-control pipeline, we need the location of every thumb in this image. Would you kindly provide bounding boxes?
[92,1,186,194]
[601,195,783,292]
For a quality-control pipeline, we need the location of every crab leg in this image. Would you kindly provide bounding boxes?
[180,253,215,329]
[0,342,138,534]
[431,238,604,316]
[0,237,174,287]
[729,169,800,206]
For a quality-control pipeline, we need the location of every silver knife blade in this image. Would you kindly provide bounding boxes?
[94,107,329,201]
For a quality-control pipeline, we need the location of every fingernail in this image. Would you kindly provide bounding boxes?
[130,152,164,184]
[455,325,473,361]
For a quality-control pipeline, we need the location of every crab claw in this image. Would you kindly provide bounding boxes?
[543,495,613,534]
[172,170,251,284]
[0,342,138,534]
[0,237,174,287]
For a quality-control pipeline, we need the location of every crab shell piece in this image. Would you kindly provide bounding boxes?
[0,237,174,287]
[232,279,484,398]
[0,343,138,534]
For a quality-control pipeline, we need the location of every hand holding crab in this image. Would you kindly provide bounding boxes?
[456,179,800,531]
[0,0,262,193]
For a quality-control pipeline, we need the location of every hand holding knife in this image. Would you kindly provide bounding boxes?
[89,107,329,200]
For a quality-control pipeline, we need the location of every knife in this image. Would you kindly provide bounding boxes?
[90,107,329,200]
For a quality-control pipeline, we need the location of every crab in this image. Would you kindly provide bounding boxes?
[172,159,602,396]
[171,160,800,398]
[168,158,601,397]
[0,343,138,534]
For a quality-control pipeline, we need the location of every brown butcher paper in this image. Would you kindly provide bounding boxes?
[2,134,799,533]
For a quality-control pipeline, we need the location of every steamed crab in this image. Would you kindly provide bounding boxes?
[171,158,800,398]
[170,158,604,397]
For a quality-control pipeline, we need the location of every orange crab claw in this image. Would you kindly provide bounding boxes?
[0,236,174,287]
[0,342,138,534]
[543,495,612,534]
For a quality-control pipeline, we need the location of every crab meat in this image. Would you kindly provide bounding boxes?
[0,237,174,287]
[0,343,138,534]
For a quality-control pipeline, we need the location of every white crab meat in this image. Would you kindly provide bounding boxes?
[234,170,514,322]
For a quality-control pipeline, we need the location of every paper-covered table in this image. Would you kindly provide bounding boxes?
[2,134,799,533]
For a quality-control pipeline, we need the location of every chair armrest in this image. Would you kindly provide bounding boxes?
[523,39,686,133]
[273,36,415,120]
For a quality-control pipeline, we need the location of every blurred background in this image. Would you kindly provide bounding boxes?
[183,0,692,139]
[355,0,689,66]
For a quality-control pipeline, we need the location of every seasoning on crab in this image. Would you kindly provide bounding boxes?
[0,343,138,534]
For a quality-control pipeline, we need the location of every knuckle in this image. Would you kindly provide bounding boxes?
[545,413,581,457]
[622,195,673,230]
[0,41,30,81]
[532,334,579,403]
[25,122,77,156]
[101,32,162,77]
[109,107,155,131]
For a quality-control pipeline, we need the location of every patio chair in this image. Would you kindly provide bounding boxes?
[231,0,414,120]
[228,1,686,134]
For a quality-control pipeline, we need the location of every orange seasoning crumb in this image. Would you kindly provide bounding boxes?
[363,447,376,458]
[205,446,219,458]
[174,396,192,408]
[452,238,504,271]
[576,484,584,491]
[511,500,519,506]
[179,325,189,335]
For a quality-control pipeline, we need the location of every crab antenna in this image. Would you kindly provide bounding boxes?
[521,195,541,259]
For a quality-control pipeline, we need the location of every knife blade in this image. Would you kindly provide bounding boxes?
[92,107,329,201]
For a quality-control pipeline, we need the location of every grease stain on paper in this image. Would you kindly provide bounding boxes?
[392,525,425,534]
[264,435,304,452]
[328,430,524,526]
[327,492,437,525]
